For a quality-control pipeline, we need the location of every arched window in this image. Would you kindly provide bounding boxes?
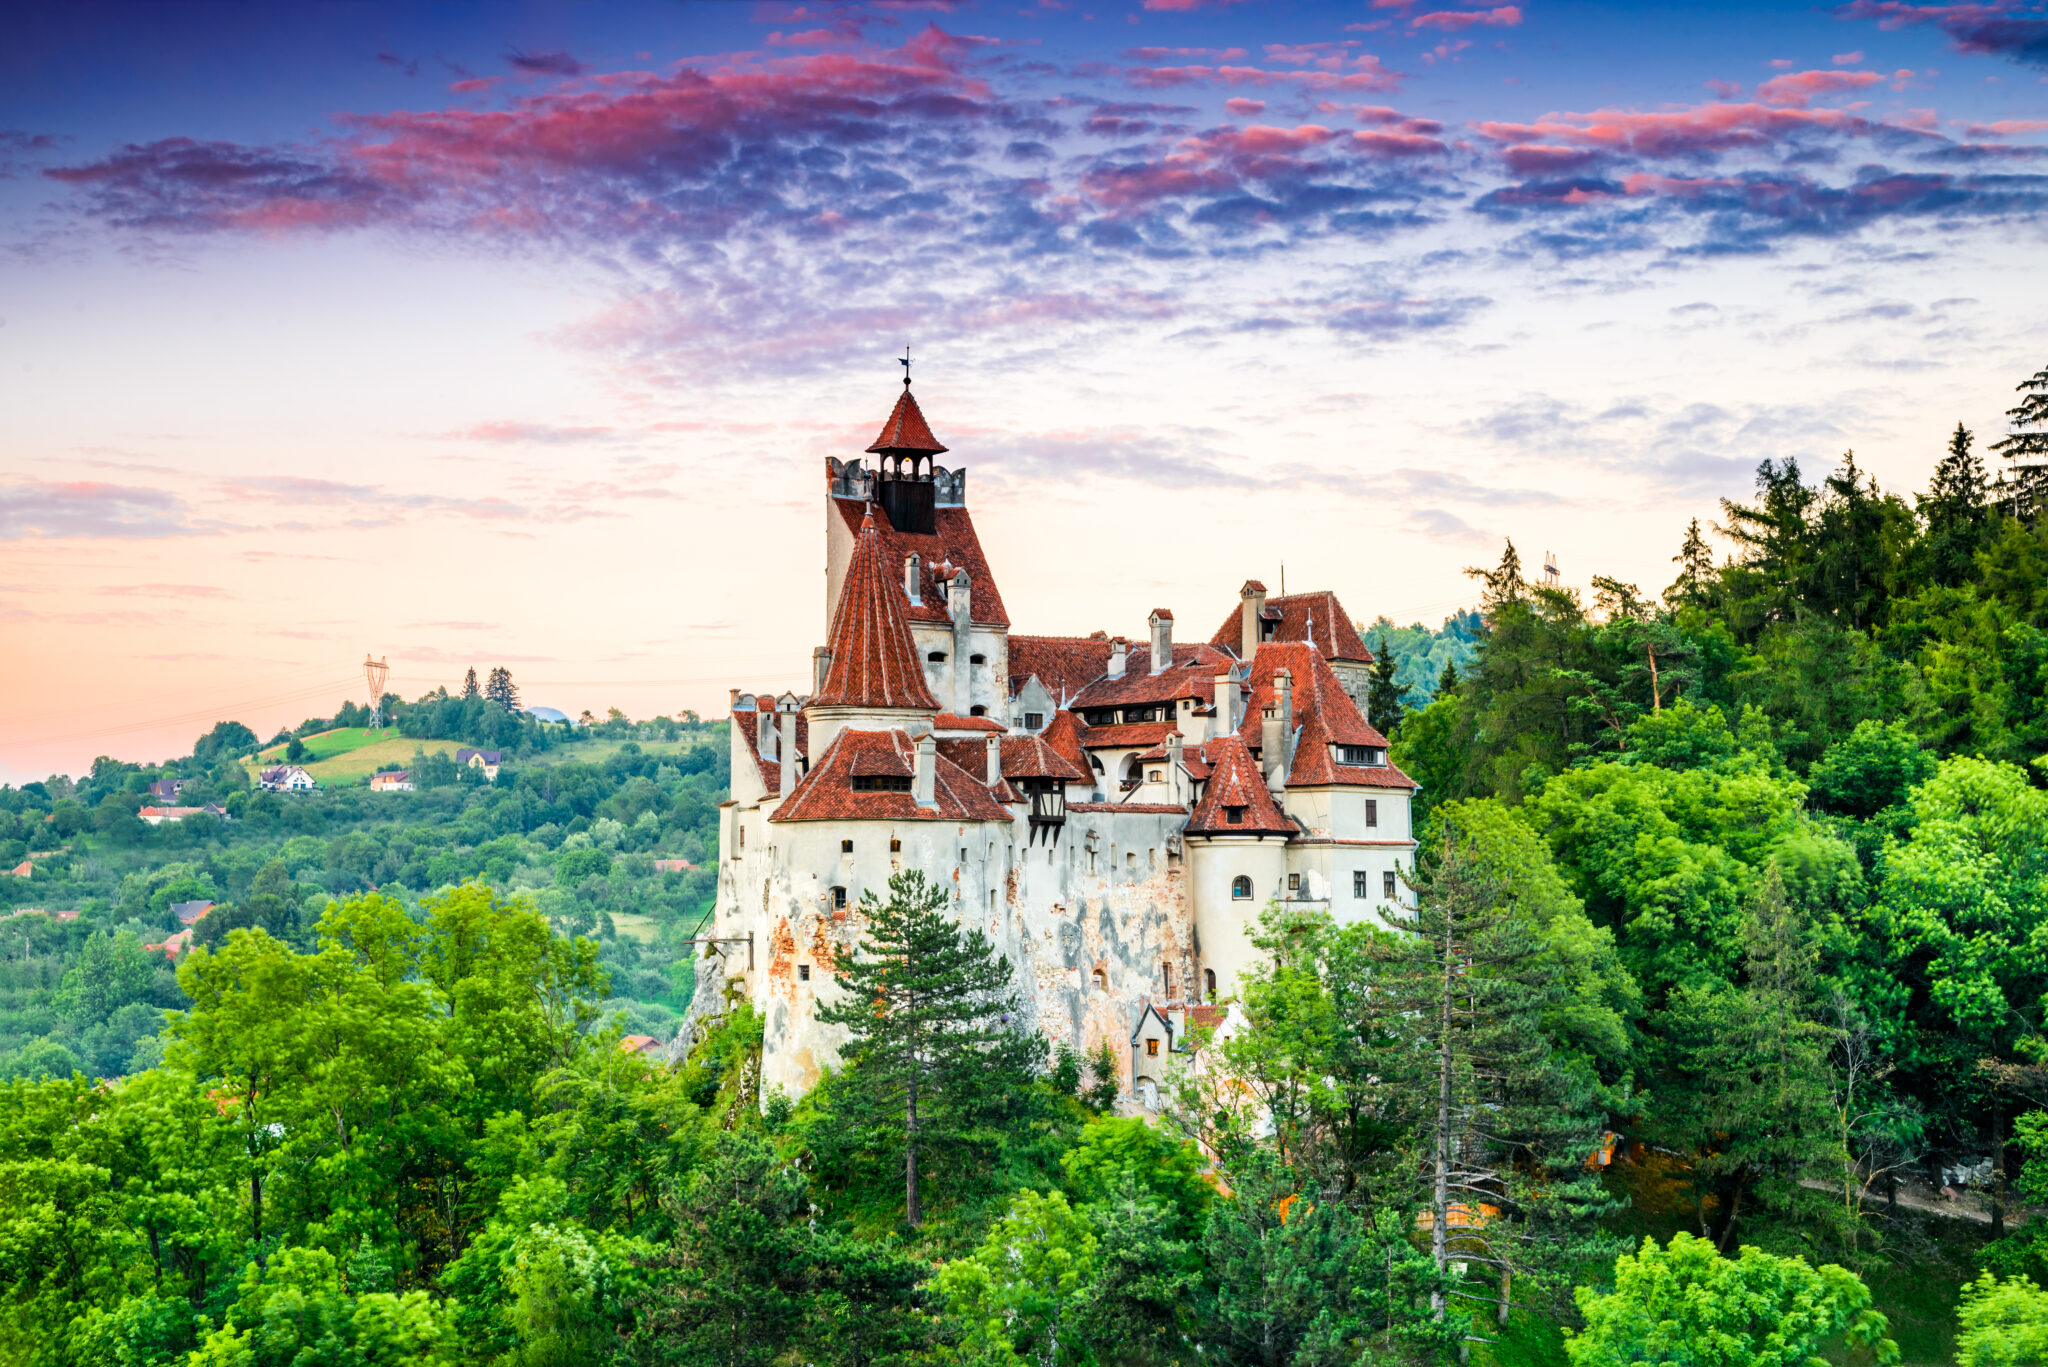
[1092,967,1107,991]
[1204,967,1217,997]
[969,705,987,717]
[969,653,986,664]
[928,652,947,663]
[1231,875,1252,900]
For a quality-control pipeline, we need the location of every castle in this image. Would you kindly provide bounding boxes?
[692,377,1418,1105]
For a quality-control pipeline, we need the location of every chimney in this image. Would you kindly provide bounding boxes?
[1269,668,1294,792]
[1108,637,1128,680]
[1213,668,1236,737]
[813,647,832,695]
[779,702,798,797]
[914,733,937,808]
[1166,730,1185,806]
[904,554,921,605]
[1148,609,1173,674]
[759,709,778,761]
[986,733,1003,787]
[729,687,743,715]
[1239,580,1267,660]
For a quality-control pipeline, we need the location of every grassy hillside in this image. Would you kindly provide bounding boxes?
[246,731,462,785]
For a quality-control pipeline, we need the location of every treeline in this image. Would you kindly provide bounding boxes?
[0,736,728,1086]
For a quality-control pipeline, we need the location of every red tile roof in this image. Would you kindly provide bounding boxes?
[1070,642,1235,709]
[1284,705,1418,789]
[1209,590,1374,663]
[1077,721,1177,750]
[812,509,941,712]
[866,385,948,454]
[1040,710,1098,780]
[1187,1004,1227,1031]
[1007,634,1115,704]
[831,496,1010,627]
[1238,643,1389,751]
[732,709,812,796]
[1000,734,1092,782]
[934,712,1005,733]
[772,728,1014,824]
[1186,736,1296,836]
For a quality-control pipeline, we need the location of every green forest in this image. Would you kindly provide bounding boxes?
[7,367,2048,1364]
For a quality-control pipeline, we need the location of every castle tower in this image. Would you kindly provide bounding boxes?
[806,507,941,752]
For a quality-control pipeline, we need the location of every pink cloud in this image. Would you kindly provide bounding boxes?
[1353,104,1444,132]
[1473,99,1890,159]
[1756,68,1886,106]
[1967,116,2048,132]
[1124,54,1401,92]
[1833,49,1867,63]
[1224,97,1266,114]
[1351,128,1448,155]
[1410,5,1522,31]
[1705,78,1744,98]
[1501,142,1601,173]
[1768,58,1796,68]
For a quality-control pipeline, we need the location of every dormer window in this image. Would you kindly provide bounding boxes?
[851,775,913,792]
[1024,712,1044,730]
[1337,745,1383,766]
[1226,807,1244,825]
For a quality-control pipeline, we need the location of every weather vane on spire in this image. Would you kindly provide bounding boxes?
[900,344,911,387]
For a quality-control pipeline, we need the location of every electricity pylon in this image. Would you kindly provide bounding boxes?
[363,655,390,729]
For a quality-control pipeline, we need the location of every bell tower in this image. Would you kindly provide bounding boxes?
[866,365,947,536]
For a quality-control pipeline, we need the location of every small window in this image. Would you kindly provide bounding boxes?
[1126,851,1136,869]
[928,652,947,663]
[1148,769,1161,782]
[1226,807,1243,826]
[1146,1038,1160,1057]
[1091,756,1104,772]
[970,705,987,717]
[1231,875,1252,899]
[1288,873,1301,892]
[1353,870,1369,898]
[738,825,745,849]
[1093,967,1107,991]
[799,963,811,981]
[1204,968,1217,997]
[1365,799,1378,828]
[832,886,847,909]
[841,839,854,853]
[1024,712,1044,730]
[890,838,901,853]
[1383,871,1397,900]
[969,653,986,664]
[1162,962,1173,994]
[851,775,912,792]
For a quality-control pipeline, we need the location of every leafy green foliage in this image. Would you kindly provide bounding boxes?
[1565,1233,1897,1367]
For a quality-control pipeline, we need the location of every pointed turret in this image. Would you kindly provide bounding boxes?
[867,384,948,457]
[811,507,941,713]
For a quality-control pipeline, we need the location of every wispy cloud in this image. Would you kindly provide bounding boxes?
[0,480,218,540]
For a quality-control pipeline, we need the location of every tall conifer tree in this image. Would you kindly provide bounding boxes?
[1367,635,1406,737]
[1373,831,1621,1326]
[485,667,519,710]
[817,870,1042,1228]
[1665,517,1716,607]
[461,667,481,700]
[1924,422,1990,586]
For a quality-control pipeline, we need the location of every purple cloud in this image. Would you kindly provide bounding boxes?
[0,480,210,539]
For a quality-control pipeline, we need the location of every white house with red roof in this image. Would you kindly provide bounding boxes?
[698,376,1417,1108]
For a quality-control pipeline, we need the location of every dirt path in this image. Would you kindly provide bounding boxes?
[1802,1177,2033,1228]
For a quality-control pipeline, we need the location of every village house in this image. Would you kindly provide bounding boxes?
[138,804,227,825]
[171,900,216,925]
[258,765,317,792]
[144,928,195,961]
[691,377,1418,1107]
[369,770,414,792]
[146,778,187,801]
[455,749,502,780]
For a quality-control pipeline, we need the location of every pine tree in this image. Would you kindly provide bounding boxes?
[1991,364,2048,521]
[1366,635,1406,737]
[1646,867,1841,1254]
[485,667,519,710]
[1465,539,1526,612]
[461,668,481,700]
[1664,517,1716,607]
[1373,830,1622,1326]
[1436,660,1461,698]
[816,870,1043,1228]
[1924,422,1991,587]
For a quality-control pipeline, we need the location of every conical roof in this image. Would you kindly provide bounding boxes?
[867,384,948,455]
[812,508,941,711]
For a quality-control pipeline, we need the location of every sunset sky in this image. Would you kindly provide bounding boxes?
[4,0,2046,783]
